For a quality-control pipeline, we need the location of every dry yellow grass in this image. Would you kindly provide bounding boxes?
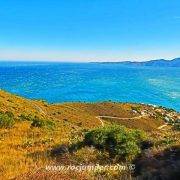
[0,90,179,179]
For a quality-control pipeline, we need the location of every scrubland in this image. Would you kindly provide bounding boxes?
[0,90,179,179]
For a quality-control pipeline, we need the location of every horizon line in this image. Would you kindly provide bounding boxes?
[0,57,179,63]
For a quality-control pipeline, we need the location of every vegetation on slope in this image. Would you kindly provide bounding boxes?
[0,90,179,179]
[84,125,147,161]
[0,111,15,128]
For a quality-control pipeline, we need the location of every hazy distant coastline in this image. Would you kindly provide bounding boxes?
[96,58,180,67]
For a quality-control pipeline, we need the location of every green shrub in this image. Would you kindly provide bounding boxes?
[84,125,146,161]
[173,122,180,131]
[131,106,141,113]
[0,111,15,128]
[19,114,34,121]
[161,137,175,145]
[31,116,55,129]
[5,111,14,118]
[19,114,55,129]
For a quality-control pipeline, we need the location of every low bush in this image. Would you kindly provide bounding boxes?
[84,125,146,161]
[173,122,180,131]
[0,111,15,128]
[131,106,141,113]
[19,114,55,129]
[19,114,35,121]
[31,116,55,129]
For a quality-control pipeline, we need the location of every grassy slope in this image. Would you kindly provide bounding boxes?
[0,90,179,179]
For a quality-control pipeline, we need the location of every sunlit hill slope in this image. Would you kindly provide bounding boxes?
[0,90,179,179]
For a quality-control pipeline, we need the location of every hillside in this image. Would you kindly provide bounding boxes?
[124,58,180,67]
[99,57,180,67]
[0,90,179,179]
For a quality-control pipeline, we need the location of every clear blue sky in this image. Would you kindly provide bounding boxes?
[0,0,180,61]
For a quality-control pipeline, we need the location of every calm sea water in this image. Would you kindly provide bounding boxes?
[0,62,179,111]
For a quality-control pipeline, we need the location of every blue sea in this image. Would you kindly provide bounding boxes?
[0,62,179,111]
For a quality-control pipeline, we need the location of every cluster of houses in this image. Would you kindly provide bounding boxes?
[133,103,180,126]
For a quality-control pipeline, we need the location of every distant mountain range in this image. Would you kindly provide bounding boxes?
[99,58,180,67]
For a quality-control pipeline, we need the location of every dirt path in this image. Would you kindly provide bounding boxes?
[97,115,147,120]
[96,116,105,127]
[32,104,167,130]
[33,104,47,115]
[60,104,83,112]
[96,115,148,127]
[98,115,168,130]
